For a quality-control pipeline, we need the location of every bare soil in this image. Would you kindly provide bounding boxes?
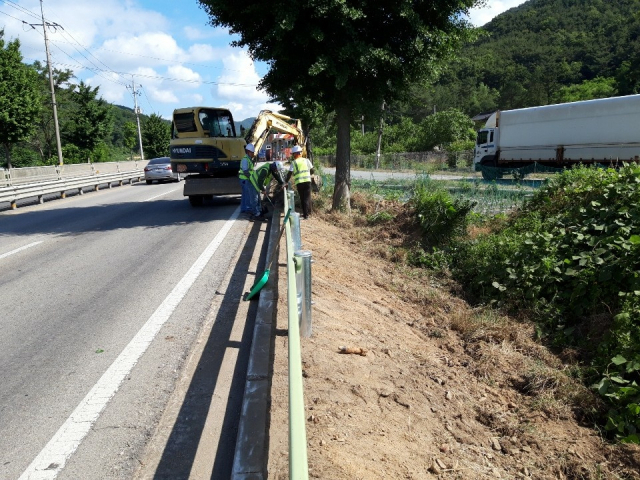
[267,197,640,480]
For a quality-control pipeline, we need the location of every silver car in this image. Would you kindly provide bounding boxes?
[144,157,181,184]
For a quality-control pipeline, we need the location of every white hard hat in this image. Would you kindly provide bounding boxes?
[292,145,302,154]
[245,143,255,153]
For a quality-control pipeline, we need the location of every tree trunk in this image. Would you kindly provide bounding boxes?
[332,100,351,212]
[3,143,11,170]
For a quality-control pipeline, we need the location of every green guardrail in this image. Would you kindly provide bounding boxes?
[284,189,309,480]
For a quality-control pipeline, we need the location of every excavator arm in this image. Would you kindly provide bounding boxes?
[244,110,307,157]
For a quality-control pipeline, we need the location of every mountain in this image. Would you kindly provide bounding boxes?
[235,117,256,137]
[426,0,640,116]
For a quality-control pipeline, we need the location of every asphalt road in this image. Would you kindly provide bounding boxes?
[0,181,265,479]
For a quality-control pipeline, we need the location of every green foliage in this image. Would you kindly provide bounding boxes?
[9,145,41,168]
[367,210,394,225]
[319,112,475,156]
[142,113,170,159]
[198,0,481,210]
[448,165,640,441]
[593,353,640,443]
[420,0,640,115]
[411,109,476,152]
[407,246,450,270]
[552,77,618,103]
[62,81,113,152]
[411,183,476,249]
[0,33,43,168]
[122,121,138,156]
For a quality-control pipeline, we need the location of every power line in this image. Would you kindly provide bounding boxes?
[23,59,260,87]
[41,6,129,86]
[28,27,128,88]
[43,38,245,74]
[3,0,41,20]
[0,8,25,22]
[49,30,128,86]
[3,0,128,87]
[140,85,155,113]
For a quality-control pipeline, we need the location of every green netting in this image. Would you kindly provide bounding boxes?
[476,162,566,180]
[476,162,620,181]
[317,151,474,172]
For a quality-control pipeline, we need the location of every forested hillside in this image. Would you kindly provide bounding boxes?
[0,31,173,169]
[309,0,640,156]
[429,0,640,115]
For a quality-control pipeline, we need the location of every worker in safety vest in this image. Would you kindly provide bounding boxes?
[239,143,261,218]
[285,145,314,219]
[252,161,286,205]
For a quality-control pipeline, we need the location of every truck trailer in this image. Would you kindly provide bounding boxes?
[474,94,640,179]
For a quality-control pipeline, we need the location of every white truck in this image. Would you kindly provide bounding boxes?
[473,94,640,179]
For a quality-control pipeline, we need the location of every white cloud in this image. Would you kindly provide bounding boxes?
[183,26,229,41]
[149,89,179,104]
[166,65,202,86]
[467,0,527,27]
[210,50,274,118]
[85,72,128,104]
[98,32,184,70]
[186,43,226,63]
[190,93,204,104]
[13,0,168,55]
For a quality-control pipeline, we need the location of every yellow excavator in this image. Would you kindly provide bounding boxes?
[170,107,306,206]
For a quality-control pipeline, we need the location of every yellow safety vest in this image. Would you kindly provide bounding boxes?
[252,164,272,191]
[238,154,254,180]
[292,157,311,185]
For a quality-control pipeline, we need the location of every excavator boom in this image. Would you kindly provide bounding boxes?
[245,110,307,158]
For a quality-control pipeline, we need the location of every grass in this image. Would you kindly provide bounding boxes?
[311,173,612,442]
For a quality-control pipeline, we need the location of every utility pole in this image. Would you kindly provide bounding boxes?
[38,0,63,166]
[375,101,385,169]
[127,78,144,161]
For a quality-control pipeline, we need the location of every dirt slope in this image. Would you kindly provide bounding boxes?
[267,211,640,479]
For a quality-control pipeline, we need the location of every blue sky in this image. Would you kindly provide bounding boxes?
[1,0,526,122]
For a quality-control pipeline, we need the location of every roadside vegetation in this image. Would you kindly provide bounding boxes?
[315,163,640,446]
[0,31,170,169]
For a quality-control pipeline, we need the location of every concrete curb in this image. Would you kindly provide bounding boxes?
[232,209,281,479]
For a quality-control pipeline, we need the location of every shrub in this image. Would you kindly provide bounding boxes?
[410,183,476,249]
[449,164,640,442]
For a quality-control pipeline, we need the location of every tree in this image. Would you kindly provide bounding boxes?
[413,109,476,152]
[198,0,479,211]
[63,81,113,162]
[553,77,617,103]
[30,61,74,164]
[142,114,170,159]
[123,121,138,159]
[0,33,42,168]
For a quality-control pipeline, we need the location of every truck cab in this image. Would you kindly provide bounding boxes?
[473,128,497,168]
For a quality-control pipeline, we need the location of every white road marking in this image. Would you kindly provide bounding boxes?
[0,241,43,260]
[19,207,241,480]
[143,188,180,202]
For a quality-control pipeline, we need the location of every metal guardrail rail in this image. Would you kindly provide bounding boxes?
[283,190,310,480]
[231,189,310,479]
[0,161,146,209]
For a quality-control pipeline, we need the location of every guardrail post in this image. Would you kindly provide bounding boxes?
[290,212,302,251]
[294,250,313,337]
[287,189,295,212]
